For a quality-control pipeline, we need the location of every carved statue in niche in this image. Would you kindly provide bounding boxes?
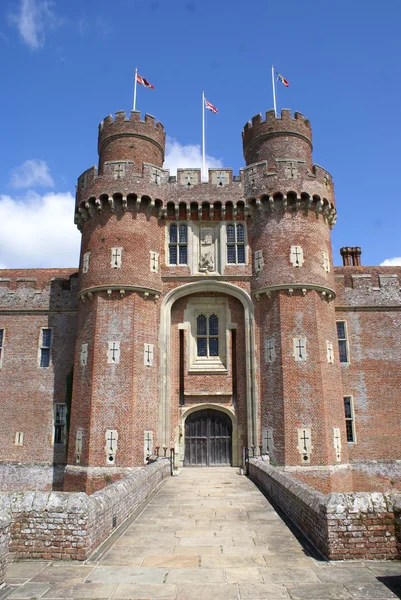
[199,227,215,272]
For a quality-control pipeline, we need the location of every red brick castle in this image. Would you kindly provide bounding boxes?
[1,108,400,494]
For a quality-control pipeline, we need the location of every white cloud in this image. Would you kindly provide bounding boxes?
[0,191,80,268]
[164,137,223,176]
[0,137,223,269]
[9,0,59,50]
[380,257,401,266]
[10,159,54,189]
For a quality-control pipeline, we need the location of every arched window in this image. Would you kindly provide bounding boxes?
[197,314,219,357]
[227,223,245,264]
[169,223,188,265]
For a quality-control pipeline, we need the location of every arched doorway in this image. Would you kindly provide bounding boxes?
[184,409,232,466]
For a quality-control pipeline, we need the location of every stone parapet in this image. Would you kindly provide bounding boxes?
[0,269,78,312]
[334,267,401,307]
[0,459,169,562]
[249,458,401,560]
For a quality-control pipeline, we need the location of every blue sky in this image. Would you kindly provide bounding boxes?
[0,0,400,268]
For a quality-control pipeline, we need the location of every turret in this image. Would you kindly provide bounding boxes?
[242,109,312,169]
[246,108,348,470]
[98,110,165,174]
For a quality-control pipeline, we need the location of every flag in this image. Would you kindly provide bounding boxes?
[276,72,289,87]
[136,73,155,89]
[205,98,218,114]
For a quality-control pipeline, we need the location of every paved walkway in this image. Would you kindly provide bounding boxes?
[4,468,401,599]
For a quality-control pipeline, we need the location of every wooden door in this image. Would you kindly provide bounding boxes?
[184,409,232,466]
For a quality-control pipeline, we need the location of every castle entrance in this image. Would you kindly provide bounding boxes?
[184,409,232,466]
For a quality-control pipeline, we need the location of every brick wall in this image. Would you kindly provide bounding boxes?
[0,510,10,587]
[249,458,401,560]
[0,270,78,485]
[326,491,398,560]
[248,459,329,556]
[334,268,401,463]
[0,459,169,561]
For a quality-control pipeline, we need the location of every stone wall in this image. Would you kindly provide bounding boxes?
[248,459,329,556]
[249,458,401,560]
[0,510,10,587]
[0,459,169,562]
[326,491,398,560]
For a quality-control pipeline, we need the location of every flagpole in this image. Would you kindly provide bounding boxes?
[202,91,206,182]
[271,65,277,118]
[133,66,138,111]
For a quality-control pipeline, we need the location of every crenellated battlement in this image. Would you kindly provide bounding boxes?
[0,270,78,311]
[99,110,165,134]
[334,268,401,307]
[97,111,166,174]
[242,109,312,147]
[242,109,314,170]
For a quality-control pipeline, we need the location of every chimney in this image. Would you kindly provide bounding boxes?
[340,247,362,266]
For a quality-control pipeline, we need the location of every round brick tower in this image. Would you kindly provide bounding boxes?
[98,110,165,173]
[244,109,348,468]
[65,111,166,493]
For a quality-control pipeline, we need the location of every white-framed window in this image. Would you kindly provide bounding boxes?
[293,337,307,361]
[0,328,4,367]
[15,432,24,446]
[344,396,356,442]
[111,247,122,269]
[323,249,330,273]
[226,223,245,264]
[254,250,264,273]
[39,328,52,367]
[150,251,159,273]
[83,251,90,273]
[107,341,120,364]
[336,321,349,363]
[326,340,334,363]
[80,343,88,366]
[169,223,188,265]
[290,245,304,267]
[186,298,228,372]
[54,404,67,444]
[196,314,219,359]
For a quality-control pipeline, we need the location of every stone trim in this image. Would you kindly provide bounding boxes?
[253,283,336,301]
[249,193,337,228]
[335,305,401,312]
[180,404,240,467]
[158,281,258,449]
[162,275,252,281]
[78,285,161,302]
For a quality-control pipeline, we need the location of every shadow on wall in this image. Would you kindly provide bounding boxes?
[48,274,78,490]
[377,577,401,599]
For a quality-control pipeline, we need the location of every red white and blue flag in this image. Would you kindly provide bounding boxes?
[136,73,155,89]
[205,98,218,113]
[276,72,289,87]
